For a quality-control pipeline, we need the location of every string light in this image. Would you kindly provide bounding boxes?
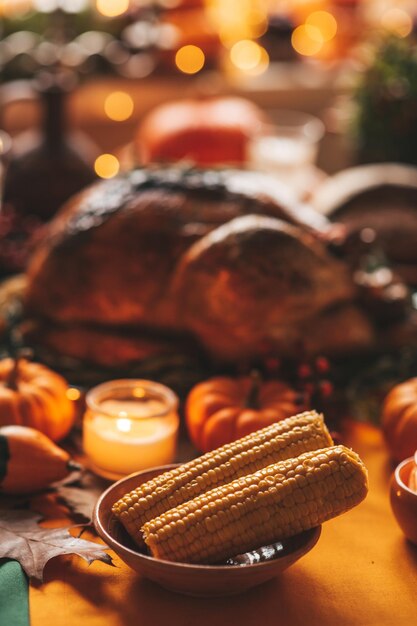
[66,388,81,401]
[96,0,129,18]
[207,0,266,47]
[104,91,134,121]
[244,45,269,76]
[175,45,205,74]
[291,24,324,57]
[380,9,413,38]
[230,39,261,71]
[94,154,120,179]
[306,11,337,42]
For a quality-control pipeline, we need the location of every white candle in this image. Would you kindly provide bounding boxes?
[83,380,179,480]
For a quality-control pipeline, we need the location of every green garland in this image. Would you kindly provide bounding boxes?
[353,34,417,165]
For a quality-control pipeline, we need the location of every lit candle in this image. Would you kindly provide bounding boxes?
[83,379,179,480]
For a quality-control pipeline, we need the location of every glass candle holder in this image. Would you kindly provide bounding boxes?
[83,379,179,481]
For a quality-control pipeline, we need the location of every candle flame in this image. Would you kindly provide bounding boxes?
[116,416,132,433]
[133,387,146,398]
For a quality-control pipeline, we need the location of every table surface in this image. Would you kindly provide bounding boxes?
[27,421,416,626]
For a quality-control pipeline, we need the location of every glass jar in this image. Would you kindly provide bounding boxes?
[83,379,179,480]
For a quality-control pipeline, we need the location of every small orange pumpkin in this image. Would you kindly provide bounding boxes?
[0,425,80,494]
[185,374,307,452]
[0,357,75,442]
[381,378,417,461]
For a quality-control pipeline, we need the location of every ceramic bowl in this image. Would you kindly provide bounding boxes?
[93,465,321,597]
[390,455,417,545]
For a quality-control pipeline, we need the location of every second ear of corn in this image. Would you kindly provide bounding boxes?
[142,445,368,564]
[112,411,368,564]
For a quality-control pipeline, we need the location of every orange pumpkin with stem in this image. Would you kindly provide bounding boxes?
[185,373,307,452]
[0,356,75,442]
[381,377,417,461]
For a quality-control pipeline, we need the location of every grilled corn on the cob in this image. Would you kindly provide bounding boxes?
[142,445,368,564]
[112,411,332,545]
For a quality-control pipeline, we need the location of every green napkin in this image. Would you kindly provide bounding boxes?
[0,560,29,626]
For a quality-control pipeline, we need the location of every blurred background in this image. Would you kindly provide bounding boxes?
[1,0,417,274]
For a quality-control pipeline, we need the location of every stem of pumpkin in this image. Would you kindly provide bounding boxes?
[245,370,261,409]
[6,349,33,391]
[6,357,21,391]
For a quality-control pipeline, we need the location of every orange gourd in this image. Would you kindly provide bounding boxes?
[185,374,307,453]
[136,97,265,166]
[0,357,75,441]
[0,425,79,494]
[381,378,417,461]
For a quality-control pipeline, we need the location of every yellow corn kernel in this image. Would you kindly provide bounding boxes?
[112,411,332,545]
[142,445,368,564]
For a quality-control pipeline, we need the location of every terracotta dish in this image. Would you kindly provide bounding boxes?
[93,465,321,597]
[390,455,417,545]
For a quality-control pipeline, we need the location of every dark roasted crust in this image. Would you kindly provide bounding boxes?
[25,167,329,330]
[172,215,356,360]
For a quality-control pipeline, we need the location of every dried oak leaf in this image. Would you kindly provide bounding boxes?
[0,509,112,581]
[55,471,108,522]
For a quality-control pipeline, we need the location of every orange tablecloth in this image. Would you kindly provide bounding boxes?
[30,423,417,626]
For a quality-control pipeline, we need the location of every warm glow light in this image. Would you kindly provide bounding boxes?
[1,0,32,16]
[291,24,324,57]
[94,154,120,179]
[306,11,337,42]
[230,39,263,71]
[175,45,205,74]
[246,45,269,75]
[247,8,268,38]
[104,91,134,122]
[96,0,129,18]
[207,0,267,46]
[116,416,132,433]
[380,9,413,38]
[66,388,81,401]
[133,387,146,398]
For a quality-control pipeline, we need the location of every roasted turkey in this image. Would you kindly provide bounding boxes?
[22,167,413,367]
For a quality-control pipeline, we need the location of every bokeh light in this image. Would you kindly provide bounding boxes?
[96,0,129,18]
[175,45,205,74]
[244,45,269,76]
[380,9,413,38]
[94,154,120,179]
[306,11,337,42]
[291,24,324,57]
[66,388,81,401]
[230,39,262,71]
[104,91,134,121]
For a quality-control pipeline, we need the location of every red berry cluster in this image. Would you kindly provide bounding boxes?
[297,356,334,401]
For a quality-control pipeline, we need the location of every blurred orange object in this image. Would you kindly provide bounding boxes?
[390,455,417,545]
[136,97,266,166]
[185,375,307,452]
[381,378,417,462]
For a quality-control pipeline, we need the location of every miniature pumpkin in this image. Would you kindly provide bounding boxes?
[381,378,417,461]
[0,425,79,494]
[185,374,307,452]
[0,357,75,442]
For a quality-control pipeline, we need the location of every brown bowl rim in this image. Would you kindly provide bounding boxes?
[394,456,417,496]
[93,464,322,572]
